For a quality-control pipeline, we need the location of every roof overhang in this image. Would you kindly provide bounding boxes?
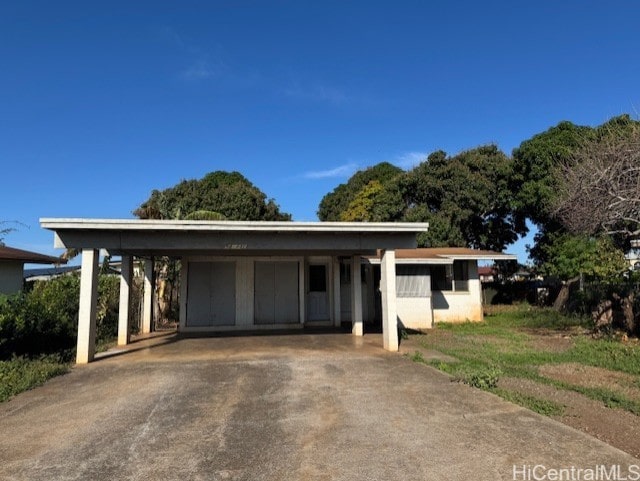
[0,245,66,265]
[366,247,517,265]
[40,218,430,257]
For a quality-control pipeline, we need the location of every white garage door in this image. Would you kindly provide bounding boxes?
[254,261,299,324]
[186,261,236,327]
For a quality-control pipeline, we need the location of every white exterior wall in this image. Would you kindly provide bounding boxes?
[0,261,24,294]
[397,296,433,329]
[432,261,483,323]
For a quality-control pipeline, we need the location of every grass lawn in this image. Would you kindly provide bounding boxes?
[0,356,70,403]
[409,305,640,416]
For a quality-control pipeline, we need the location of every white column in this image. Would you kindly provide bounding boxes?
[179,260,188,331]
[77,249,99,364]
[118,255,133,346]
[333,257,341,327]
[299,259,305,324]
[381,249,398,351]
[142,258,154,334]
[351,255,363,336]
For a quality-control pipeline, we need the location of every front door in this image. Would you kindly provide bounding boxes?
[308,264,329,321]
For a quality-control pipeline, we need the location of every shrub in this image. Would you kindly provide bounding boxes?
[0,355,69,402]
[0,274,124,360]
[455,366,502,390]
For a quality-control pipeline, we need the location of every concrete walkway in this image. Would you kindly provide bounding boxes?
[0,333,637,481]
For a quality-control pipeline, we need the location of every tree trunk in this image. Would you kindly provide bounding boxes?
[553,276,579,311]
[620,293,636,335]
[592,299,614,331]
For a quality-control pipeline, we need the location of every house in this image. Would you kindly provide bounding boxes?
[24,265,81,282]
[362,248,516,329]
[40,218,514,364]
[478,266,496,283]
[0,245,65,294]
[41,218,430,363]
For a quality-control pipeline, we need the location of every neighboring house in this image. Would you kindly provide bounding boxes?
[478,266,496,283]
[24,265,81,282]
[0,245,65,294]
[39,219,513,364]
[24,259,138,282]
[625,249,640,271]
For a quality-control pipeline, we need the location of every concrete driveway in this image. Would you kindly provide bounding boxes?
[0,333,637,481]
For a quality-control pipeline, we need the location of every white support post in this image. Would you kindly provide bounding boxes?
[179,260,188,331]
[351,255,363,336]
[77,249,99,364]
[142,257,154,334]
[118,255,133,346]
[333,257,341,327]
[381,249,398,351]
[299,260,305,324]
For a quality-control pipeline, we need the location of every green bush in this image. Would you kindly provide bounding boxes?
[455,366,502,390]
[0,274,123,360]
[0,356,69,402]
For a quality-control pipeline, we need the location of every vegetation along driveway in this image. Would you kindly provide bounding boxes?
[0,333,637,481]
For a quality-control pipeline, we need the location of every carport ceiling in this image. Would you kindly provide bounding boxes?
[40,218,430,257]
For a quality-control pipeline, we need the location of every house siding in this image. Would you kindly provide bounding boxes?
[0,260,24,295]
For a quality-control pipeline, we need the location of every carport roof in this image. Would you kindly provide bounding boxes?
[40,218,430,257]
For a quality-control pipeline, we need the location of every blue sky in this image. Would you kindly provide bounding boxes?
[2,1,639,263]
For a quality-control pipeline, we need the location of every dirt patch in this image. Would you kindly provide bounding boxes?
[499,377,640,459]
[539,363,640,403]
[526,334,574,353]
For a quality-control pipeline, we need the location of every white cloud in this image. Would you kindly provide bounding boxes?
[303,162,358,179]
[393,151,428,169]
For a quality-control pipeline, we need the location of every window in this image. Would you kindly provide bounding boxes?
[431,261,469,292]
[396,265,430,297]
[309,265,327,292]
[340,263,351,284]
[453,261,469,291]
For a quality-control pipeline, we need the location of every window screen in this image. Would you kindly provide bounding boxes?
[453,261,469,292]
[431,265,453,291]
[396,264,430,297]
[431,261,469,292]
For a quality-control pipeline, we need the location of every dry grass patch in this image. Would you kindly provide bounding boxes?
[539,363,640,403]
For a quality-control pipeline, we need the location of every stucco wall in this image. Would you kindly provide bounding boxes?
[0,261,24,295]
[397,296,433,329]
[432,261,483,323]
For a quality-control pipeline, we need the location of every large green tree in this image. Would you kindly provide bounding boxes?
[134,171,291,221]
[318,146,522,251]
[403,145,524,250]
[317,162,404,221]
[511,115,640,265]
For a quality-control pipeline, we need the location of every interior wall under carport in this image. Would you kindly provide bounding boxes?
[178,254,371,332]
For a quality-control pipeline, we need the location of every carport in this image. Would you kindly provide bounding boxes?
[40,218,429,364]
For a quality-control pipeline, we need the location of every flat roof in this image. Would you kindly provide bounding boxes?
[41,218,430,256]
[40,218,429,233]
